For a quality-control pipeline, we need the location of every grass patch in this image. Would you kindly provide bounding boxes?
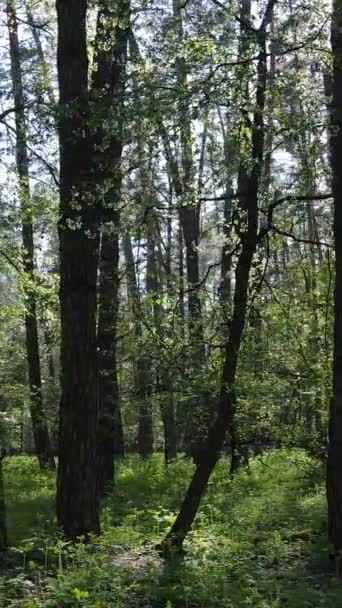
[1,450,341,607]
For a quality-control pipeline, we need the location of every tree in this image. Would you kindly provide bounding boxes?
[123,234,154,457]
[327,0,342,573]
[6,0,55,470]
[159,0,274,556]
[161,0,208,461]
[0,451,7,552]
[95,0,130,497]
[56,0,100,539]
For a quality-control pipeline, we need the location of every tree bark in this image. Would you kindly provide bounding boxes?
[56,0,100,539]
[6,0,55,470]
[327,0,342,572]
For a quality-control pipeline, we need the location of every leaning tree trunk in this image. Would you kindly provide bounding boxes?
[56,0,100,539]
[6,0,55,470]
[159,201,259,555]
[327,0,342,573]
[159,4,271,555]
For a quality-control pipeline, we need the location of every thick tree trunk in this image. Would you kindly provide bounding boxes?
[327,0,342,572]
[6,0,55,470]
[56,0,100,539]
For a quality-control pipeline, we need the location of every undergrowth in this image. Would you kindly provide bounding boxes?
[1,450,341,607]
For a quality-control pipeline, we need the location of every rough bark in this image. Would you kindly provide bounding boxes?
[327,0,342,572]
[6,0,55,470]
[56,0,100,539]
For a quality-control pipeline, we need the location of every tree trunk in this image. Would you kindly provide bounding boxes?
[25,0,55,108]
[123,236,154,457]
[0,454,7,552]
[6,0,55,470]
[147,216,178,463]
[159,5,270,554]
[162,209,178,463]
[327,0,342,572]
[168,0,207,461]
[95,0,130,497]
[159,220,258,555]
[97,226,122,497]
[56,0,100,539]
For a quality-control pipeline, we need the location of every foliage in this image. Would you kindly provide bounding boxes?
[1,451,341,608]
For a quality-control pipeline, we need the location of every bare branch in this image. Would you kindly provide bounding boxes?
[271,225,333,249]
[0,249,21,273]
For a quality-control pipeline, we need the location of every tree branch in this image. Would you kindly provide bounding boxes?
[0,250,21,273]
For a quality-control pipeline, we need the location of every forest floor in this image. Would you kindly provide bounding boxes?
[0,450,341,608]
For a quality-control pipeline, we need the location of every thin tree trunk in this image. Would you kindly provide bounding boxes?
[6,0,55,470]
[95,0,130,498]
[25,1,55,108]
[160,205,259,555]
[147,214,178,463]
[327,0,342,573]
[169,0,207,461]
[97,226,122,497]
[0,453,7,552]
[56,0,100,539]
[178,223,185,340]
[123,236,154,457]
[162,206,178,462]
[159,3,271,554]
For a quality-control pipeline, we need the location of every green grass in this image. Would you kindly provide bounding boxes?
[3,456,55,546]
[1,450,341,607]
